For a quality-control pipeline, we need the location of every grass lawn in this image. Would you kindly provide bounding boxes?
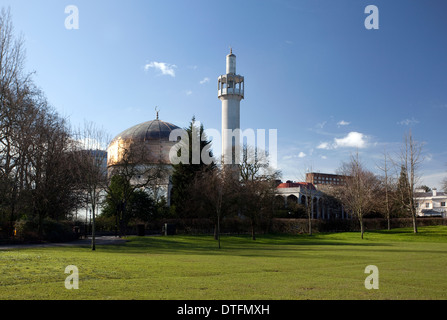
[1,226,447,300]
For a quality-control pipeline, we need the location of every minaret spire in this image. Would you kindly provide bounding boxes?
[218,50,244,165]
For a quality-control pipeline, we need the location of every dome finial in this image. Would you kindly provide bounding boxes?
[155,106,159,120]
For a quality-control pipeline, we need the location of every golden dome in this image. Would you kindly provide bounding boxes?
[107,119,181,167]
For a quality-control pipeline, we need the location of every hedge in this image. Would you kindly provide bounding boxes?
[7,216,447,243]
[144,217,447,235]
[14,219,78,243]
[270,217,447,234]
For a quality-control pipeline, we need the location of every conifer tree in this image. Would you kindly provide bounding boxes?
[171,117,215,217]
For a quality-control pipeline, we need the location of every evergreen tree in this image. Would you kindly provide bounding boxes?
[397,165,411,217]
[171,117,215,217]
[102,175,156,227]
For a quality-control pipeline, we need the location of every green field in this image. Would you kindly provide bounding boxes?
[1,226,447,300]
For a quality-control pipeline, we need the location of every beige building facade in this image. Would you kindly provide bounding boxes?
[414,188,447,217]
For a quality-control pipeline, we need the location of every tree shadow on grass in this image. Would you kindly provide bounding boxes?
[92,233,393,258]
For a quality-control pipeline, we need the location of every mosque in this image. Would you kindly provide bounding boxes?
[106,50,349,220]
[106,112,181,204]
[106,50,244,205]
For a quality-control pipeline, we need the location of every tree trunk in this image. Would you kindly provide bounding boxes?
[412,213,418,234]
[307,198,312,236]
[9,199,16,238]
[217,212,221,249]
[37,211,44,239]
[360,218,364,239]
[308,215,312,236]
[213,224,218,240]
[91,208,96,251]
[385,186,391,231]
[119,200,127,237]
[251,220,256,241]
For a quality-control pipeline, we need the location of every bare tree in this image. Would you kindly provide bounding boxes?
[302,183,317,235]
[28,105,81,231]
[1,79,80,237]
[393,130,424,233]
[239,145,280,240]
[377,149,393,230]
[301,166,319,235]
[107,142,168,237]
[0,7,87,240]
[336,152,381,239]
[74,121,110,250]
[0,7,31,92]
[291,164,322,235]
[0,7,33,235]
[191,164,238,248]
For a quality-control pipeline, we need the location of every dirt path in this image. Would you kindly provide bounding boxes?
[0,236,127,250]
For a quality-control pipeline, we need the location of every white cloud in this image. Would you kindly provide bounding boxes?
[334,132,367,148]
[317,132,368,150]
[321,155,327,159]
[185,90,193,96]
[337,120,350,126]
[199,77,210,84]
[317,142,331,150]
[283,152,306,160]
[316,121,327,129]
[144,61,177,77]
[398,117,419,126]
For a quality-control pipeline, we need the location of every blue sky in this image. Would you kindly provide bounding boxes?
[3,0,447,188]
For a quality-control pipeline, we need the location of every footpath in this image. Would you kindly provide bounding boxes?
[0,236,127,250]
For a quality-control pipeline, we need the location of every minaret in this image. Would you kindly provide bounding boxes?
[218,49,244,165]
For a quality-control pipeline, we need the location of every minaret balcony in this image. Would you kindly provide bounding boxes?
[218,87,244,98]
[218,74,245,99]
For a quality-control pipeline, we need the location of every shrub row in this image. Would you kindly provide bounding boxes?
[144,217,447,235]
[5,217,446,243]
[13,219,79,243]
[271,217,447,234]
